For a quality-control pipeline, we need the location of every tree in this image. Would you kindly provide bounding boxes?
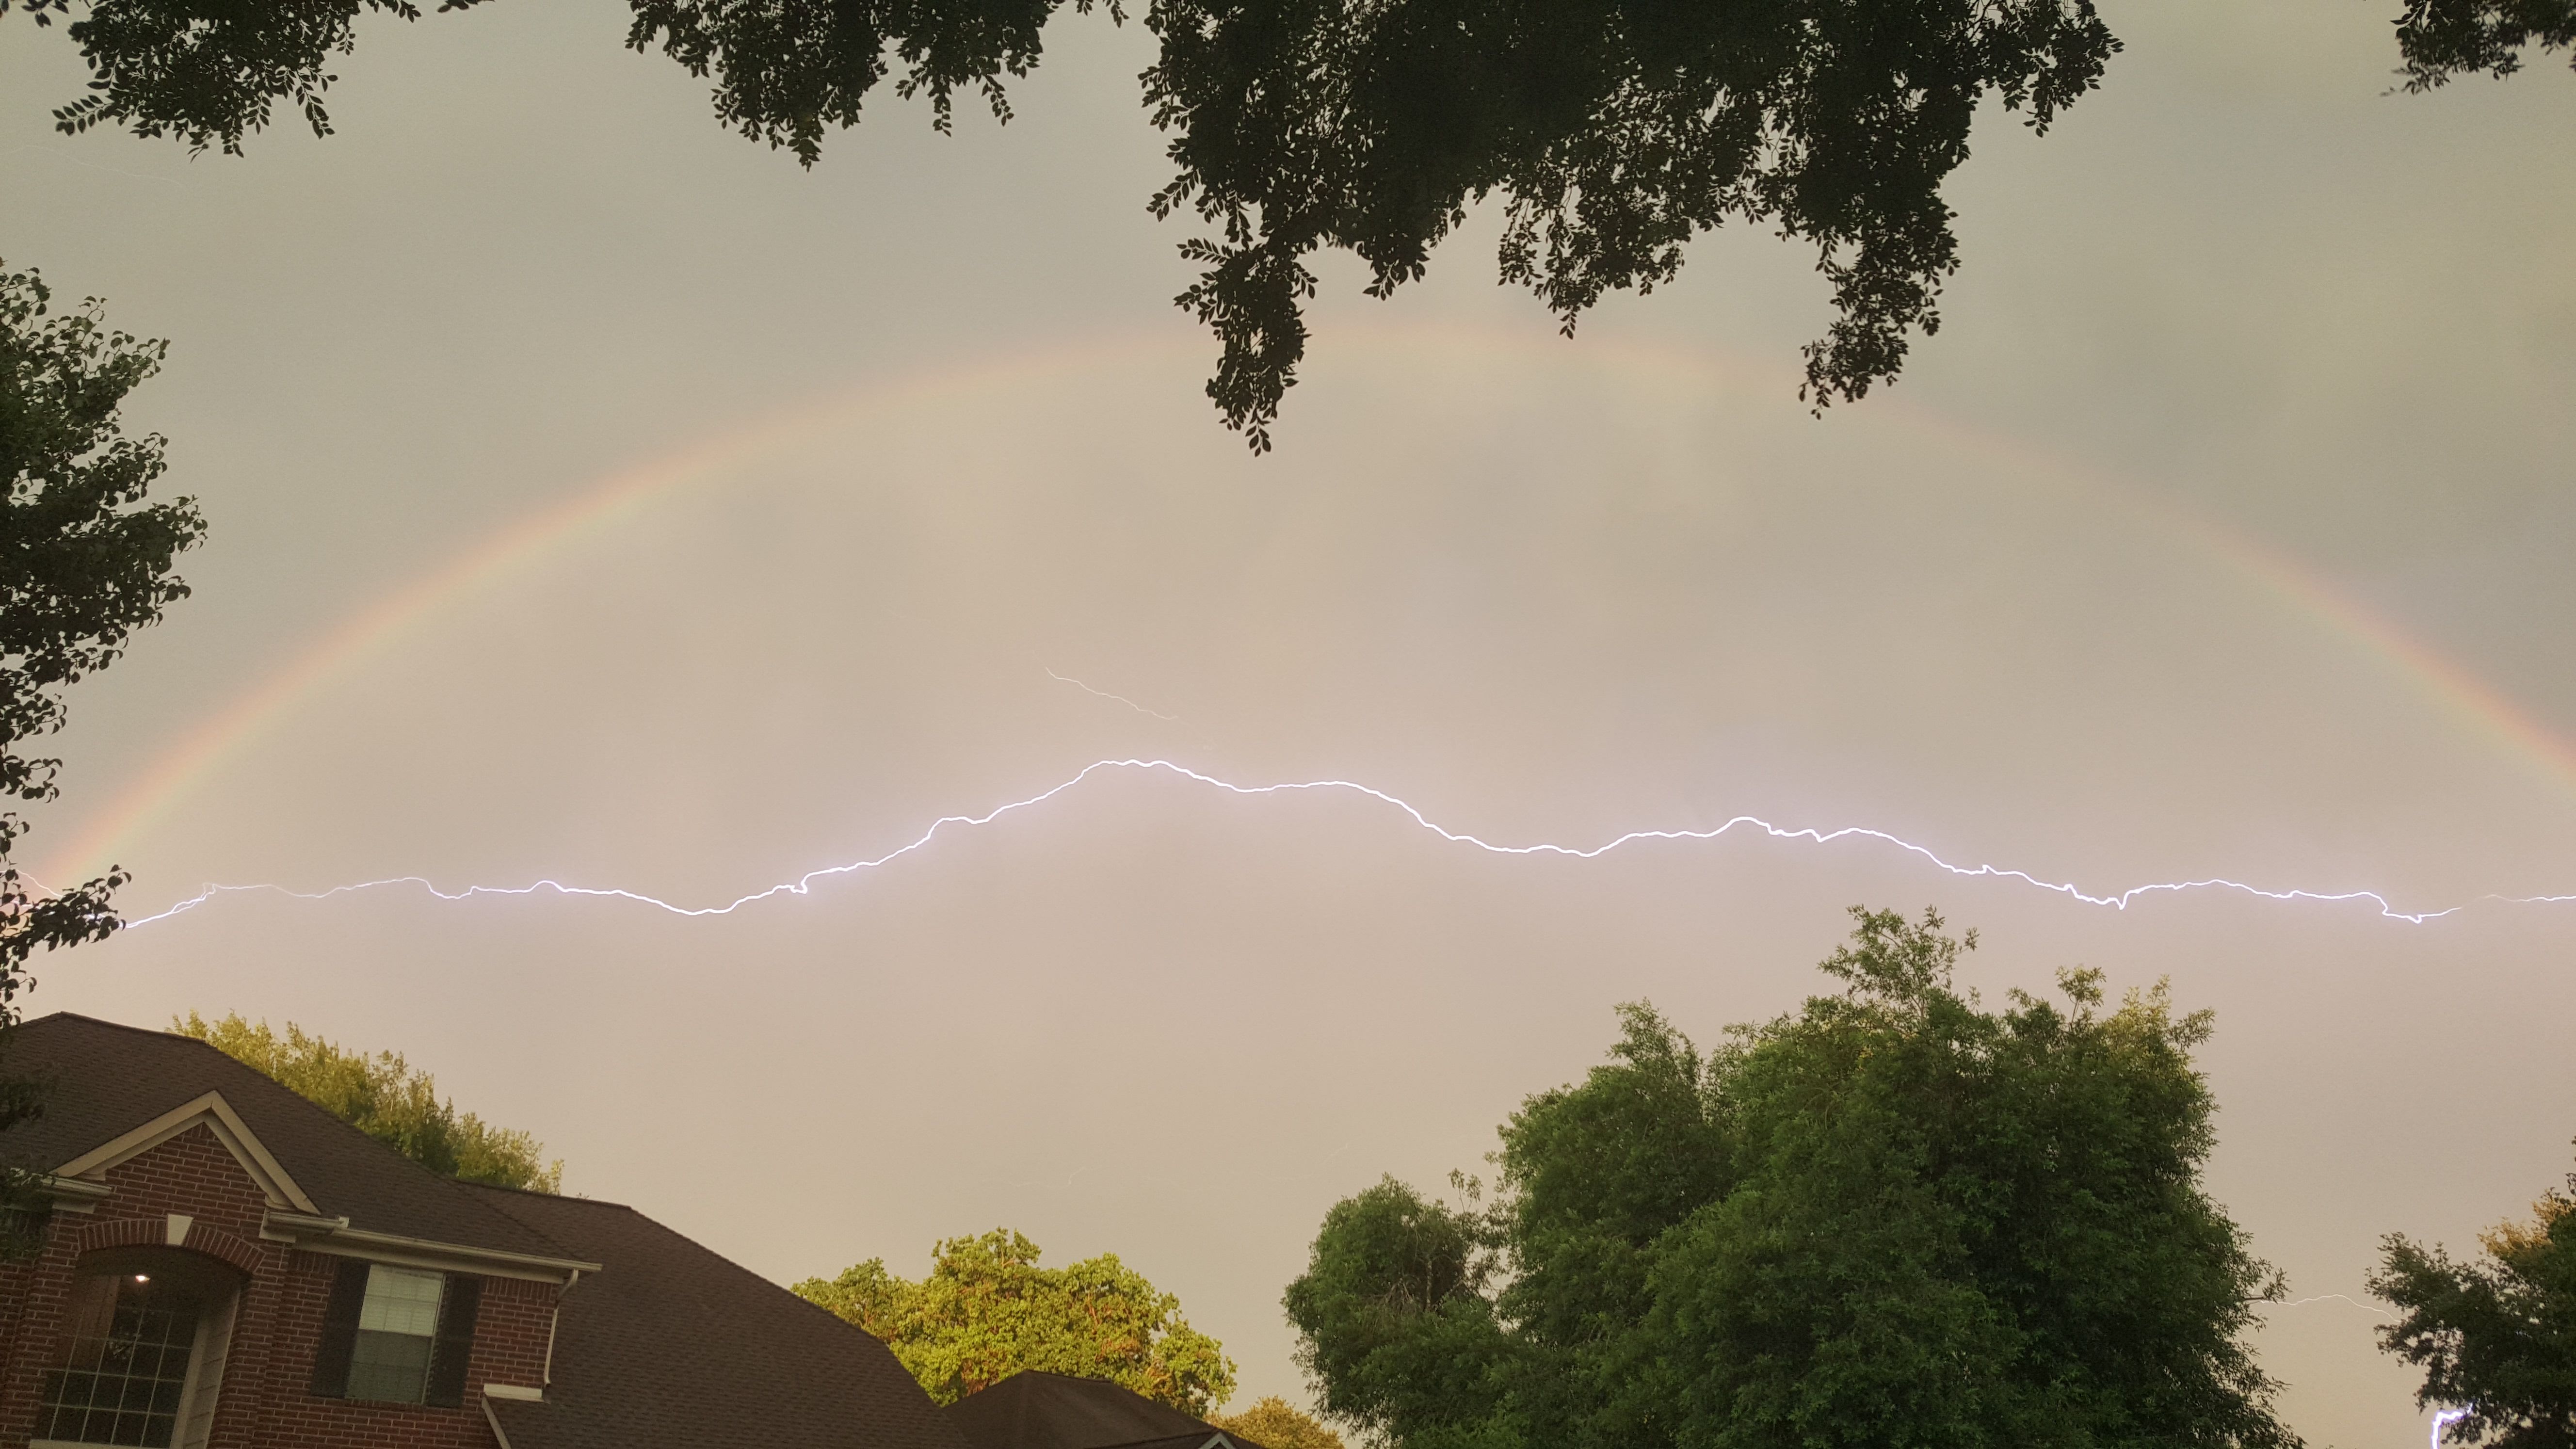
[171,1011,564,1192]
[1282,1177,1510,1449]
[0,262,204,1250]
[1215,1395,1347,1449]
[797,1226,1236,1414]
[1286,907,2298,1449]
[3,0,2126,450]
[2370,1145,2576,1449]
[2396,0,2576,91]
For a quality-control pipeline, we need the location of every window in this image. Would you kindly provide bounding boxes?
[37,1269,208,1449]
[345,1266,445,1404]
[309,1260,481,1409]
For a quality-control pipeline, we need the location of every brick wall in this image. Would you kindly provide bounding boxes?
[0,1124,561,1449]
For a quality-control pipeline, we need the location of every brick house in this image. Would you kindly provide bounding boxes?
[0,1013,970,1449]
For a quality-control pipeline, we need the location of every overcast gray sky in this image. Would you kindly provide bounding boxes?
[5,3,2573,1443]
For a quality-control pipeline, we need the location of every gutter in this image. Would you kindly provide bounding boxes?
[262,1210,600,1284]
[32,1176,115,1212]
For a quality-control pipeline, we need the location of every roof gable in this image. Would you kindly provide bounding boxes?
[51,1088,319,1213]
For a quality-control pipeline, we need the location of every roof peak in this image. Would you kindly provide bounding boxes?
[19,1009,205,1040]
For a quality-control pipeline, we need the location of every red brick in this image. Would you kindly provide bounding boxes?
[0,1126,556,1449]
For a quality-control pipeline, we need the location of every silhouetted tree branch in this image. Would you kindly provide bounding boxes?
[0,261,203,1252]
[2396,0,2576,89]
[5,0,2126,450]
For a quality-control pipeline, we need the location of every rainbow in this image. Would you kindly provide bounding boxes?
[43,329,1177,883]
[1886,404,2576,796]
[43,321,2576,887]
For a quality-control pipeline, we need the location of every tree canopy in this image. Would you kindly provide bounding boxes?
[2396,0,2576,90]
[1285,907,2296,1449]
[172,1011,565,1192]
[6,0,2129,449]
[796,1226,1236,1415]
[0,264,200,985]
[21,3,2557,450]
[2371,1145,2576,1449]
[1215,1395,1347,1449]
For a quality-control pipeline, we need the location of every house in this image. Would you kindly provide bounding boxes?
[947,1371,1265,1449]
[0,1013,971,1449]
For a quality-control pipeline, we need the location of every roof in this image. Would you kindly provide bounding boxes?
[946,1373,1258,1449]
[465,1185,971,1449]
[0,1012,566,1258]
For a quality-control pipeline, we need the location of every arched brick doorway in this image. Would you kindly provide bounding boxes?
[32,1244,247,1449]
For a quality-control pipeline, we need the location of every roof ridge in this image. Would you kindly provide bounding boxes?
[18,1010,221,1044]
[459,1177,635,1210]
[15,1012,586,1263]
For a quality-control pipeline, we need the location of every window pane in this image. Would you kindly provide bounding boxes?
[346,1328,435,1404]
[357,1265,446,1337]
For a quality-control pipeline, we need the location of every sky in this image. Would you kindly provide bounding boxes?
[4,2,2574,1443]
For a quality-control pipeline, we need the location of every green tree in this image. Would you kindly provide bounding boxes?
[171,1011,564,1192]
[2370,1146,2576,1449]
[3,0,2125,449]
[1215,1395,1347,1449]
[1283,1176,1510,1449]
[1286,907,2297,1449]
[797,1226,1236,1414]
[0,263,204,1251]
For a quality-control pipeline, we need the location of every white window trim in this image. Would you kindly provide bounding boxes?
[172,1284,240,1449]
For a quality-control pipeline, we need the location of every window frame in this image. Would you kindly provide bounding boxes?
[306,1257,483,1411]
[345,1263,448,1406]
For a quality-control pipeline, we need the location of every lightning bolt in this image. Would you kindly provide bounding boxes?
[1046,669,1181,722]
[2261,1293,2394,1318]
[114,757,2575,929]
[2435,1407,2471,1449]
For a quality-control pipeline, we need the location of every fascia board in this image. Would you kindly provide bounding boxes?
[263,1210,601,1284]
[51,1091,319,1214]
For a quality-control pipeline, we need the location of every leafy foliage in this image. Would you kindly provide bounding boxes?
[171,1012,564,1192]
[2396,0,2576,89]
[0,262,202,1254]
[1140,0,2118,449]
[5,0,2125,449]
[15,0,441,152]
[797,1226,1236,1414]
[1284,1176,1509,1449]
[0,264,200,976]
[1286,907,2297,1449]
[0,1061,47,1259]
[625,0,1112,162]
[2371,1148,2576,1449]
[1216,1395,1348,1449]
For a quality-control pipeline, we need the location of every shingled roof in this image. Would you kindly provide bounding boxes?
[946,1372,1263,1449]
[1,1012,567,1257]
[465,1185,972,1449]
